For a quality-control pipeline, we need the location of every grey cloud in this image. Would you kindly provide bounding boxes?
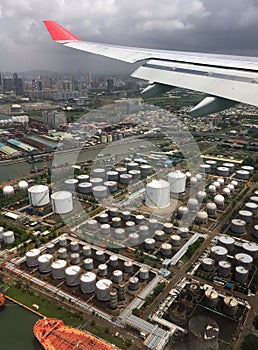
[1,0,258,72]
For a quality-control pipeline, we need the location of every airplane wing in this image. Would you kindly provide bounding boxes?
[43,20,258,116]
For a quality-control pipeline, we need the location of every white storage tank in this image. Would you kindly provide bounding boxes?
[128,169,141,181]
[64,178,78,191]
[58,247,68,259]
[92,168,106,179]
[128,232,139,245]
[241,165,254,175]
[253,225,258,239]
[218,235,235,253]
[59,236,67,247]
[139,225,150,237]
[177,206,190,219]
[155,230,165,242]
[96,250,105,262]
[119,173,132,184]
[51,259,67,279]
[250,196,258,205]
[113,228,125,240]
[222,163,235,173]
[77,174,89,183]
[171,234,181,247]
[100,224,111,235]
[210,246,228,262]
[78,182,92,194]
[161,243,172,256]
[145,179,170,208]
[83,258,94,270]
[51,191,73,214]
[223,187,231,197]
[46,243,55,254]
[238,210,253,223]
[109,255,119,267]
[214,194,225,208]
[235,253,253,270]
[127,162,138,171]
[235,266,248,283]
[223,296,238,316]
[113,270,123,283]
[231,180,239,188]
[201,258,214,272]
[196,191,207,203]
[98,213,109,223]
[144,238,156,250]
[208,185,216,193]
[163,222,173,234]
[90,177,103,187]
[3,185,14,196]
[92,185,108,198]
[70,253,80,265]
[80,272,96,294]
[87,219,98,230]
[28,185,50,206]
[96,279,112,301]
[135,214,145,224]
[227,184,235,192]
[140,164,152,176]
[115,166,127,176]
[178,227,189,238]
[205,288,219,307]
[216,167,230,177]
[70,241,79,252]
[187,198,199,211]
[218,260,231,277]
[0,227,4,240]
[190,177,198,187]
[245,202,258,215]
[65,266,81,286]
[3,231,15,244]
[38,254,53,273]
[205,160,217,169]
[168,171,186,193]
[125,221,136,232]
[98,264,108,277]
[195,211,208,224]
[128,277,139,291]
[242,242,258,259]
[206,202,217,216]
[26,248,41,267]
[18,180,29,190]
[139,267,149,280]
[124,261,133,274]
[149,218,158,229]
[199,164,211,173]
[217,178,225,186]
[104,181,117,193]
[122,211,131,221]
[235,170,249,180]
[107,171,119,181]
[111,217,121,228]
[231,219,246,234]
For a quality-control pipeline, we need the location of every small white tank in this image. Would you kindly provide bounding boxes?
[242,242,258,259]
[210,246,228,261]
[241,165,254,175]
[222,163,235,173]
[138,225,149,237]
[202,258,214,272]
[3,185,14,196]
[90,177,103,186]
[163,223,173,234]
[135,214,145,224]
[98,213,109,223]
[59,236,67,247]
[109,255,119,267]
[38,254,53,273]
[139,267,149,280]
[58,247,68,259]
[18,180,29,190]
[78,182,92,194]
[235,253,253,270]
[206,202,217,216]
[235,266,248,283]
[178,227,189,238]
[70,253,80,265]
[125,221,136,232]
[3,231,15,244]
[128,277,139,291]
[218,260,231,277]
[171,234,181,247]
[145,179,170,208]
[214,194,225,207]
[235,170,249,180]
[92,168,106,179]
[111,217,121,228]
[148,218,158,229]
[216,167,230,177]
[161,243,172,256]
[218,235,235,253]
[155,230,165,242]
[98,263,108,277]
[104,181,117,193]
[113,270,123,283]
[205,288,219,307]
[177,206,190,219]
[65,266,81,286]
[199,164,211,173]
[140,164,152,175]
[213,181,221,189]
[168,171,186,193]
[124,260,134,274]
[64,178,78,191]
[113,228,125,240]
[87,219,98,230]
[96,279,112,301]
[83,258,94,270]
[238,210,253,223]
[195,211,208,224]
[107,171,119,181]
[51,191,73,214]
[250,196,258,205]
[128,170,141,180]
[205,160,217,169]
[92,185,108,198]
[231,219,246,234]
[223,296,238,316]
[144,238,156,250]
[127,162,138,171]
[227,183,235,192]
[223,187,231,197]
[26,248,41,267]
[80,272,96,294]
[100,224,111,235]
[208,185,216,193]
[245,202,258,215]
[253,225,258,239]
[122,211,131,221]
[187,198,199,211]
[119,173,132,184]
[231,180,238,187]
[196,191,207,203]
[77,174,89,183]
[190,177,198,187]
[46,243,55,254]
[217,178,225,186]
[51,259,67,279]
[70,241,79,252]
[128,232,139,245]
[96,250,105,262]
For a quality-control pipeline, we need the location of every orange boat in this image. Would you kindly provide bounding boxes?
[0,293,5,308]
[33,318,117,350]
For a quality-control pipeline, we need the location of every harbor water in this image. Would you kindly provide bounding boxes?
[0,299,43,350]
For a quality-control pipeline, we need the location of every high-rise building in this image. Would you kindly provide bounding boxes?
[3,78,14,92]
[42,110,67,129]
[107,78,114,93]
[0,72,2,85]
[13,72,24,95]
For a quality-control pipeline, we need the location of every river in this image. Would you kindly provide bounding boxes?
[0,299,43,350]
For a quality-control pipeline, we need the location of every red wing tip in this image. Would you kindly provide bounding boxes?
[43,20,80,42]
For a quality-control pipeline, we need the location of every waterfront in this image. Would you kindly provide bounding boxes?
[0,299,43,350]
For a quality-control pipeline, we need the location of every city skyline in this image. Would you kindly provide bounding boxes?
[1,0,258,73]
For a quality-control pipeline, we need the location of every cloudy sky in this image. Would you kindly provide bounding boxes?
[1,0,258,74]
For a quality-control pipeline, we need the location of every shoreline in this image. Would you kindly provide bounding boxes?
[5,295,44,318]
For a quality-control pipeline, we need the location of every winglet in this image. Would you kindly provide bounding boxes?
[43,20,80,42]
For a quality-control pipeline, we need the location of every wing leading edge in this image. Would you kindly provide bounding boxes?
[43,20,258,116]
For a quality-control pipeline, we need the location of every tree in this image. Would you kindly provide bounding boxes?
[241,334,258,350]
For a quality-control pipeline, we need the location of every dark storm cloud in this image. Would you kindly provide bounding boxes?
[1,0,258,72]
